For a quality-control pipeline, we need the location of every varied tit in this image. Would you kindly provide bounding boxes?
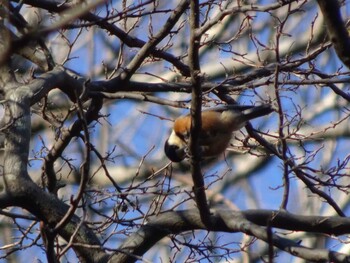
[164,104,273,162]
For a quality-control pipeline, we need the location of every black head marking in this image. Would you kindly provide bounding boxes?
[164,140,186,162]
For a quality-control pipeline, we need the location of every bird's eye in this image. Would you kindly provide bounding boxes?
[176,132,189,142]
[176,133,184,141]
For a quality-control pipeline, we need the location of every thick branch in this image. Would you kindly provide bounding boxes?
[114,208,350,263]
[188,0,211,227]
[2,79,108,262]
[317,0,350,68]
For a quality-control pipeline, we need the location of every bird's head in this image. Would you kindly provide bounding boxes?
[164,130,187,162]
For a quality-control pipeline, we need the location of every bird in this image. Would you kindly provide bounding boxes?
[164,104,273,162]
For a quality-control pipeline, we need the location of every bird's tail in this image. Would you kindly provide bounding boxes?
[243,104,274,121]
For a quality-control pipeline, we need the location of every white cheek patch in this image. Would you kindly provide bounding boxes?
[167,130,186,148]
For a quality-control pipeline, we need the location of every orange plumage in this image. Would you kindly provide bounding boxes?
[164,104,273,162]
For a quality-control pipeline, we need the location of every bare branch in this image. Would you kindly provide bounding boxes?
[2,78,108,262]
[115,208,350,263]
[119,0,189,81]
[188,0,211,227]
[317,0,350,68]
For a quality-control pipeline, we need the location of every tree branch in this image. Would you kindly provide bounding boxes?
[215,91,346,217]
[316,0,350,69]
[16,0,191,76]
[188,0,211,227]
[119,0,189,82]
[2,76,109,262]
[115,208,350,263]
